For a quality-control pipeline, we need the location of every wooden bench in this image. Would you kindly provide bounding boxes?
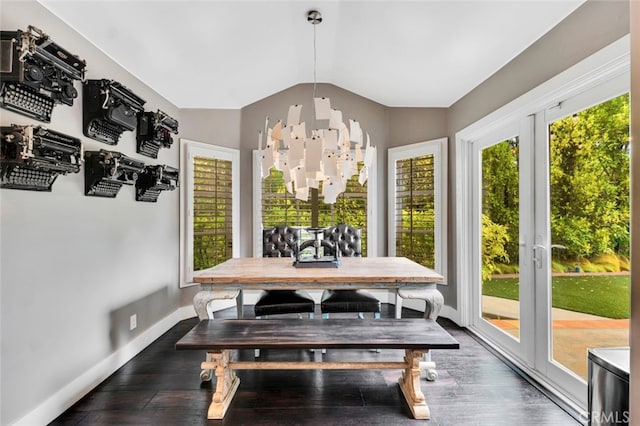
[176,318,459,420]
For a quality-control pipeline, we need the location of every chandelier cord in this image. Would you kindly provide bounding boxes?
[312,20,318,131]
[313,21,317,99]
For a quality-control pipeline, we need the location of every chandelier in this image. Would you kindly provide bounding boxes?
[258,10,376,204]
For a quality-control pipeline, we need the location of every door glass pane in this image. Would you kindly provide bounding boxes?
[481,137,520,340]
[548,94,630,380]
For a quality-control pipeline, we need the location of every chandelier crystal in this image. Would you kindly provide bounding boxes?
[258,10,376,204]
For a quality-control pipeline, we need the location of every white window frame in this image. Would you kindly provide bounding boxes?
[387,138,448,278]
[252,149,378,257]
[180,139,240,287]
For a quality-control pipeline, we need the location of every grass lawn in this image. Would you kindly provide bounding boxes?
[482,275,630,319]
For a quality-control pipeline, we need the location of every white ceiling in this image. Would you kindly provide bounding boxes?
[40,0,585,109]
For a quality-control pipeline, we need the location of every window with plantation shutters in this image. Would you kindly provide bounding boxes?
[181,140,239,286]
[395,154,435,267]
[388,138,447,276]
[317,172,368,255]
[193,156,233,270]
[255,150,375,257]
[261,169,313,228]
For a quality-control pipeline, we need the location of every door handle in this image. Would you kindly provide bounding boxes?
[532,244,566,269]
[532,244,545,269]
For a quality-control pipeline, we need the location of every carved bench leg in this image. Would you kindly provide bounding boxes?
[200,352,213,381]
[398,349,430,419]
[201,350,240,419]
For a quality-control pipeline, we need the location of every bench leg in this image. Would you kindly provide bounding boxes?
[396,289,443,381]
[204,350,240,419]
[398,349,430,420]
[200,352,213,381]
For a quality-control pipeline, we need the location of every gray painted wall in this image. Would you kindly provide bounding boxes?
[179,108,242,151]
[0,3,182,424]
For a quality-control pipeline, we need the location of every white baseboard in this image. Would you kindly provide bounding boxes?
[13,307,188,426]
[394,297,460,325]
[438,305,461,325]
[176,304,197,320]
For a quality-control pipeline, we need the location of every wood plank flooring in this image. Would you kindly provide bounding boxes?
[50,305,579,425]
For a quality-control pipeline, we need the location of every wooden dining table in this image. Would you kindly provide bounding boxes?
[192,256,446,321]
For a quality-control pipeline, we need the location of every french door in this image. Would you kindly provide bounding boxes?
[469,74,630,407]
[471,118,535,367]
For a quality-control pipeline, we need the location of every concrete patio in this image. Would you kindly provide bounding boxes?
[482,295,630,380]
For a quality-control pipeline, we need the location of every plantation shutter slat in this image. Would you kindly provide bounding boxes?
[395,154,435,268]
[193,156,233,271]
[261,169,313,227]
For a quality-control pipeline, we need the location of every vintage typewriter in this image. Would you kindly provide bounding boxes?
[0,26,86,122]
[135,164,179,202]
[136,109,179,158]
[83,79,146,145]
[84,149,145,198]
[1,124,82,191]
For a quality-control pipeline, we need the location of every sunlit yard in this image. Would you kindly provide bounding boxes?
[482,275,630,319]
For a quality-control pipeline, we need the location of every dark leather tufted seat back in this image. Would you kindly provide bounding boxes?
[322,224,362,257]
[256,225,314,320]
[263,225,300,258]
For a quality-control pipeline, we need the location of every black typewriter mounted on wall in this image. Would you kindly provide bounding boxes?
[0,124,82,191]
[136,109,178,158]
[0,26,86,123]
[84,149,145,198]
[135,164,179,202]
[83,79,146,145]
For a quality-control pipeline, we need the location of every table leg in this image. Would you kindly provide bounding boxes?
[236,290,244,319]
[201,350,240,420]
[193,289,240,320]
[396,288,444,381]
[398,349,430,419]
[396,288,444,320]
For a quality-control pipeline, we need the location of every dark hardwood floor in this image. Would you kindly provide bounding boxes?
[50,305,579,425]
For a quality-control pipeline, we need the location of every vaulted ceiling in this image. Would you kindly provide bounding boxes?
[40,0,585,109]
